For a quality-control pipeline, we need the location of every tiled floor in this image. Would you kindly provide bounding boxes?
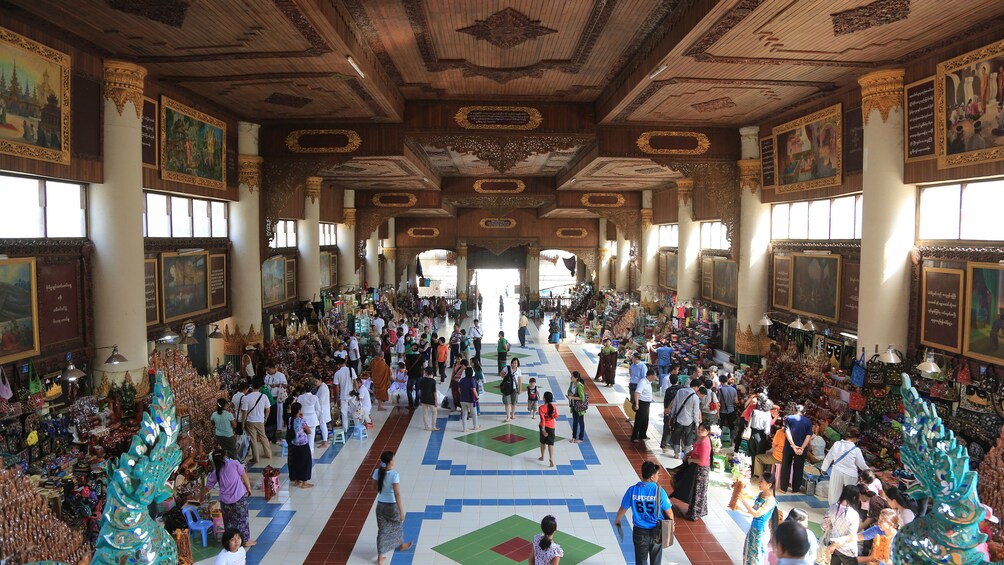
[195,300,826,564]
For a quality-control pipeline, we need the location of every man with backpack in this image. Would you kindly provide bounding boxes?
[500,358,521,422]
[664,378,704,458]
[659,370,686,453]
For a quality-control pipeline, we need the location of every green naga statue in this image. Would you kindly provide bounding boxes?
[92,370,183,564]
[895,374,996,564]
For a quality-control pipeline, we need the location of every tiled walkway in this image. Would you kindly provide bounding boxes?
[194,299,826,564]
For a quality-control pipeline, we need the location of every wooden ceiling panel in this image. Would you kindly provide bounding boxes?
[559,157,681,190]
[318,156,437,190]
[411,142,591,177]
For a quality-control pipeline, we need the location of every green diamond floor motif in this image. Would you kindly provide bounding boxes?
[432,514,604,564]
[454,423,563,456]
[480,350,532,363]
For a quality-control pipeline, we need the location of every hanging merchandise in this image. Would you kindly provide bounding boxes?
[865,353,885,387]
[0,365,12,400]
[957,358,972,384]
[848,389,867,412]
[27,361,45,409]
[850,350,866,388]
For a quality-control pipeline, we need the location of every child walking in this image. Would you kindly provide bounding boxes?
[527,378,540,419]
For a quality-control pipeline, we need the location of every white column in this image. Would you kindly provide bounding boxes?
[615,228,630,291]
[90,61,148,378]
[365,229,381,287]
[676,179,699,301]
[297,176,322,301]
[857,70,913,355]
[212,121,264,366]
[337,189,356,290]
[526,247,539,309]
[597,218,610,289]
[457,243,469,306]
[736,126,771,352]
[382,217,396,286]
[640,190,658,307]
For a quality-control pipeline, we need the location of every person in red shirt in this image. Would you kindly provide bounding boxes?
[537,391,557,468]
[684,423,712,520]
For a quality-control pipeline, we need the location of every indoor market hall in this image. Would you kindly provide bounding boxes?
[0,1,1002,564]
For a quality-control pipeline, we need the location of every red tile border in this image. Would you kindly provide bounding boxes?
[557,344,734,564]
[306,405,414,563]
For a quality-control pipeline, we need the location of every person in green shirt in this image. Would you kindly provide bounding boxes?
[211,398,237,459]
[496,330,510,374]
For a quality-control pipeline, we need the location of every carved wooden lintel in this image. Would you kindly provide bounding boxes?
[103,60,147,118]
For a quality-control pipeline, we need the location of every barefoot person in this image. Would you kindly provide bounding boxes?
[538,391,558,468]
[373,451,414,564]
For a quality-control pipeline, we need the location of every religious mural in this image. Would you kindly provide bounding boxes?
[773,103,842,194]
[0,257,39,364]
[160,96,226,190]
[936,38,1004,169]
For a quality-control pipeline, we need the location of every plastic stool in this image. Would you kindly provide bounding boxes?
[352,425,369,441]
[331,428,346,445]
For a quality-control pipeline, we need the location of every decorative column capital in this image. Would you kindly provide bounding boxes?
[737,159,762,194]
[641,209,653,228]
[343,208,356,229]
[858,69,905,126]
[528,246,540,259]
[382,246,396,261]
[103,60,147,119]
[598,246,609,258]
[305,176,322,204]
[739,125,760,146]
[237,155,263,193]
[457,243,468,258]
[676,178,694,206]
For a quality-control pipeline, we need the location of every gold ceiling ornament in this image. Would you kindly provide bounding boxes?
[103,60,147,119]
[237,155,264,193]
[406,227,440,238]
[473,179,526,193]
[418,134,585,174]
[382,246,397,261]
[479,217,518,229]
[661,159,740,258]
[285,129,362,153]
[636,131,711,155]
[445,194,553,216]
[675,178,694,206]
[371,192,418,207]
[262,156,346,259]
[593,208,642,244]
[454,105,543,130]
[641,209,654,228]
[355,207,399,253]
[555,227,588,239]
[305,176,322,204]
[342,208,356,228]
[737,159,762,194]
[858,68,905,126]
[466,237,537,256]
[579,193,626,207]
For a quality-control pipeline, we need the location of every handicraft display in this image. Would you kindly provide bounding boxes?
[0,257,39,364]
[160,96,226,190]
[789,253,841,323]
[935,38,1004,169]
[772,103,842,193]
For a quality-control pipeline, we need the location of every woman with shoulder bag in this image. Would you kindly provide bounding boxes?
[568,372,587,444]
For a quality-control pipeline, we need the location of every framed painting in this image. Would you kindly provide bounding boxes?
[160,96,226,190]
[320,252,332,289]
[964,263,1004,365]
[160,251,209,323]
[935,38,1004,169]
[262,256,286,307]
[789,253,842,323]
[0,257,39,364]
[772,103,842,194]
[700,257,714,301]
[0,26,71,165]
[772,255,792,310]
[666,253,678,290]
[712,259,738,308]
[921,266,964,354]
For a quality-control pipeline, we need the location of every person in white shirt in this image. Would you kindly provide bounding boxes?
[631,367,656,442]
[264,364,288,431]
[819,426,869,505]
[240,381,271,464]
[334,358,355,433]
[215,528,248,565]
[399,320,409,336]
[351,378,373,424]
[296,383,321,458]
[348,331,361,374]
[314,376,332,448]
[469,319,484,361]
[373,316,385,336]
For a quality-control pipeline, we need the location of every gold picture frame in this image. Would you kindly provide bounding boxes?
[371,192,417,207]
[0,257,39,364]
[285,129,362,153]
[160,251,210,323]
[0,26,71,165]
[579,193,625,207]
[920,266,964,354]
[261,256,286,307]
[935,38,1004,169]
[160,96,226,190]
[479,217,517,229]
[772,255,792,310]
[635,131,711,155]
[454,105,542,130]
[473,179,526,194]
[555,228,587,239]
[789,253,842,323]
[772,103,842,194]
[406,227,440,238]
[964,262,1004,365]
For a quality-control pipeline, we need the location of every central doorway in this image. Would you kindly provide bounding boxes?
[470,268,521,336]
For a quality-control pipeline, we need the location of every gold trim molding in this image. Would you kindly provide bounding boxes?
[641,209,653,228]
[473,179,526,193]
[676,178,694,206]
[285,129,362,153]
[454,105,542,130]
[238,155,263,193]
[407,227,440,238]
[104,60,147,119]
[737,159,762,194]
[371,192,418,207]
[343,208,356,228]
[382,246,397,261]
[479,217,517,229]
[580,193,626,207]
[636,131,711,155]
[858,69,905,126]
[556,227,588,239]
[305,176,322,204]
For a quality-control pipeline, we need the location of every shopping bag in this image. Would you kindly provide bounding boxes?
[623,398,636,420]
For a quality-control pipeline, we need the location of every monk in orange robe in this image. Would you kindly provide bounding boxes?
[369,356,391,411]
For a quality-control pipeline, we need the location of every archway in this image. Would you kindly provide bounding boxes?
[415,249,457,297]
[539,249,578,312]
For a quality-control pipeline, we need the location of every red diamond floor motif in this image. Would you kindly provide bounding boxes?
[490,537,532,561]
[493,433,525,444]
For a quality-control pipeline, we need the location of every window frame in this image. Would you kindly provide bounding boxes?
[143,191,229,239]
[699,220,730,251]
[0,174,88,239]
[917,179,1004,242]
[770,194,863,242]
[270,219,298,249]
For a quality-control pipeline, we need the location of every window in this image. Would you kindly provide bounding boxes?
[700,221,730,250]
[270,219,297,248]
[143,192,228,238]
[0,175,86,238]
[919,180,1004,240]
[771,195,863,241]
[319,222,337,246]
[658,224,679,247]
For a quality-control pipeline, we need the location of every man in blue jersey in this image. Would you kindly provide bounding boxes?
[614,461,673,564]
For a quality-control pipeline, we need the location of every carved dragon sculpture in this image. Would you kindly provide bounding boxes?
[92,370,183,564]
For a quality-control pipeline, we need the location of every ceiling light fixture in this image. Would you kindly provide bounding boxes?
[916,350,941,374]
[104,345,128,365]
[803,319,817,332]
[61,360,86,382]
[158,327,180,342]
[180,332,198,345]
[648,64,669,79]
[347,56,365,78]
[208,324,224,339]
[788,317,805,331]
[878,345,902,364]
[759,314,773,327]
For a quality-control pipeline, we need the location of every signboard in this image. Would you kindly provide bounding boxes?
[454,105,542,130]
[905,77,936,162]
[141,97,158,168]
[666,253,678,290]
[700,257,714,301]
[37,262,81,346]
[712,259,738,308]
[760,137,775,187]
[285,258,296,300]
[843,104,864,174]
[658,252,667,289]
[840,262,860,328]
[209,253,227,309]
[772,255,791,309]
[921,266,964,353]
[144,259,159,326]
